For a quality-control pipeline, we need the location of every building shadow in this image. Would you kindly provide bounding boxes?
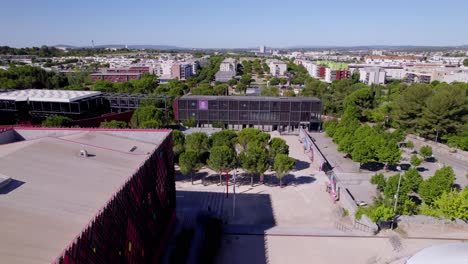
[170,190,275,264]
[0,179,25,195]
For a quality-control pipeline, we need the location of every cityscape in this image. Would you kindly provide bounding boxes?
[0,1,467,264]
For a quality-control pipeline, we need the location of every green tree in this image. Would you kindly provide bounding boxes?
[179,150,198,184]
[420,85,467,140]
[239,143,269,185]
[235,83,247,93]
[42,115,73,127]
[210,129,237,150]
[406,141,414,149]
[404,168,423,192]
[419,166,456,204]
[185,132,210,162]
[237,128,270,149]
[274,154,295,188]
[420,188,468,220]
[213,84,228,95]
[376,139,402,167]
[419,145,433,159]
[208,146,237,184]
[384,173,411,205]
[172,130,185,162]
[183,117,197,128]
[99,120,128,128]
[370,173,386,192]
[283,90,296,97]
[410,154,422,167]
[240,74,252,86]
[268,138,289,163]
[464,59,468,67]
[392,84,433,133]
[130,105,166,128]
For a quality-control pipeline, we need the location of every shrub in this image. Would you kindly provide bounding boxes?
[419,145,433,159]
[370,173,386,192]
[419,166,455,204]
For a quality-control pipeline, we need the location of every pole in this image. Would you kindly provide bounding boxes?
[392,169,402,229]
[226,172,229,198]
[233,171,236,217]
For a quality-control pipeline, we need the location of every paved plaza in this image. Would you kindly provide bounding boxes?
[174,132,468,264]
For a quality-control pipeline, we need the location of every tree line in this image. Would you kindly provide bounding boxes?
[174,128,295,187]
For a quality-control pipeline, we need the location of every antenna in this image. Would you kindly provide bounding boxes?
[92,40,95,49]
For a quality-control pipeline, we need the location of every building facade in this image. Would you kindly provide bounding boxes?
[91,72,142,82]
[219,58,238,72]
[174,95,323,131]
[359,67,386,85]
[268,60,288,77]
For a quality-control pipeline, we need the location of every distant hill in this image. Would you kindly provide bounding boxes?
[53,44,186,50]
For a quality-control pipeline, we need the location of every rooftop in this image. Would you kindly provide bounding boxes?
[0,89,101,103]
[0,128,170,263]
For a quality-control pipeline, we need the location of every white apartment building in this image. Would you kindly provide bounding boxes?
[301,60,319,78]
[268,59,287,76]
[359,67,386,85]
[220,58,237,72]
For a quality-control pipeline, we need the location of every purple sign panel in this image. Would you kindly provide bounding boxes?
[198,100,208,110]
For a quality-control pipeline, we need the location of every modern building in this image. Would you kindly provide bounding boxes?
[324,68,350,83]
[219,58,238,72]
[259,46,266,53]
[91,72,142,82]
[171,63,193,81]
[268,60,288,77]
[106,66,151,74]
[0,89,104,119]
[0,127,175,264]
[0,89,171,123]
[174,95,322,132]
[359,67,386,85]
[406,72,432,84]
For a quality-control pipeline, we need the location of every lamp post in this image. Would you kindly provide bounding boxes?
[391,166,402,229]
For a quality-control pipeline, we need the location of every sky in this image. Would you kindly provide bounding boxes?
[1,0,468,48]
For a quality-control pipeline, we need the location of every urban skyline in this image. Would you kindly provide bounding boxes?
[2,0,468,48]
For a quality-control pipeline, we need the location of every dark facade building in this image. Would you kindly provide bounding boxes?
[0,89,171,124]
[174,95,322,131]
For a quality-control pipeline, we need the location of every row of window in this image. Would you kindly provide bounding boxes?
[178,110,312,122]
[178,100,321,112]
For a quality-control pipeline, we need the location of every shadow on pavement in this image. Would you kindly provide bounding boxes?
[0,179,25,195]
[170,190,276,264]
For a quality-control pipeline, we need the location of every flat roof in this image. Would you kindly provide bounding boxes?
[179,95,321,102]
[0,89,101,103]
[0,128,170,263]
[91,72,142,76]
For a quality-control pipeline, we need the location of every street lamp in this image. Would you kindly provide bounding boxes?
[391,166,402,229]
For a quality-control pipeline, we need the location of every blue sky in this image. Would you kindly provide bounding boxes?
[1,0,467,48]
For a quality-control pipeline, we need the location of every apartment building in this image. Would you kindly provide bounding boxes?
[220,58,238,72]
[171,63,193,80]
[268,59,288,76]
[359,67,386,85]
